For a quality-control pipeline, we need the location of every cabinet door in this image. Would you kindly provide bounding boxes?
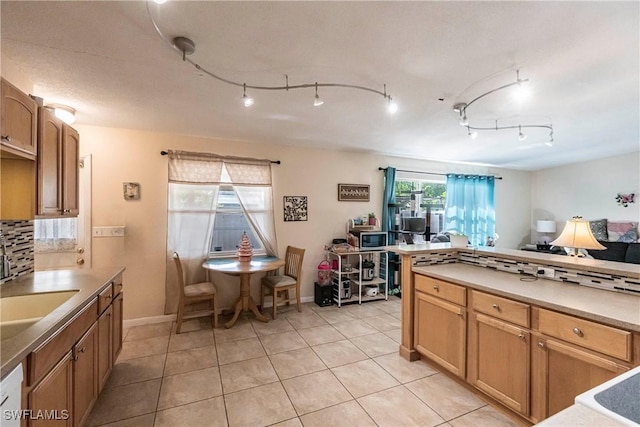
[72,323,98,427]
[468,313,530,416]
[112,292,124,363]
[28,351,73,427]
[414,291,466,378]
[1,78,37,158]
[37,108,63,216]
[531,336,628,422]
[61,126,79,216]
[97,306,113,392]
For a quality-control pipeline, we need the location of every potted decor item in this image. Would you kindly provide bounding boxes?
[368,213,377,226]
[237,231,253,262]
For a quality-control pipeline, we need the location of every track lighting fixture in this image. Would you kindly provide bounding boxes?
[242,83,254,107]
[147,1,397,113]
[313,83,324,107]
[467,127,478,139]
[453,70,553,145]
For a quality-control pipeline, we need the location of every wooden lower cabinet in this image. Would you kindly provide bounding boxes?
[531,334,629,422]
[414,291,466,378]
[72,323,98,427]
[112,292,123,362]
[28,351,73,427]
[97,306,113,392]
[468,312,530,416]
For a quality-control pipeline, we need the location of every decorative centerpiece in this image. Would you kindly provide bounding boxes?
[237,231,253,262]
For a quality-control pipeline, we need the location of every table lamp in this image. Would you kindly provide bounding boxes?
[536,220,556,249]
[550,216,606,257]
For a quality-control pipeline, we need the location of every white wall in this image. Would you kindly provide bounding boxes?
[531,152,640,242]
[75,124,532,320]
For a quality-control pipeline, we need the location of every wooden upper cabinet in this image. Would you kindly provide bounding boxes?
[1,78,37,159]
[37,107,79,217]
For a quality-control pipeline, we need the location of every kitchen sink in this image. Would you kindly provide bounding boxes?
[0,290,79,340]
[575,366,640,426]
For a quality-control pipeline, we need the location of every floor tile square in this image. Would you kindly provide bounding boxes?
[373,353,438,384]
[357,385,445,427]
[297,325,345,346]
[270,418,303,427]
[216,337,266,365]
[312,339,368,368]
[340,303,387,318]
[157,367,222,410]
[154,396,227,427]
[213,318,257,343]
[224,382,297,427]
[406,373,487,421]
[383,328,401,344]
[316,309,356,324]
[219,356,279,394]
[284,311,328,330]
[299,400,376,427]
[96,413,155,427]
[448,405,523,426]
[250,316,294,336]
[350,332,398,357]
[282,370,352,416]
[260,330,308,355]
[164,345,217,376]
[86,379,161,426]
[118,336,169,362]
[167,328,214,352]
[269,347,327,380]
[361,313,401,332]
[125,322,172,342]
[331,319,379,338]
[331,359,400,398]
[171,317,213,334]
[105,354,165,388]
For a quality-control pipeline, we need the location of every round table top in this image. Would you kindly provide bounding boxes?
[202,256,284,274]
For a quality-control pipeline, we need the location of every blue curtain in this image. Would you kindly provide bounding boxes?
[382,167,397,244]
[444,174,495,246]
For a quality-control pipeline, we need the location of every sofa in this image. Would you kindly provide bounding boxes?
[589,241,640,264]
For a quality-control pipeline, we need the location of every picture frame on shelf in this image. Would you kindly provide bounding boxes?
[338,184,370,202]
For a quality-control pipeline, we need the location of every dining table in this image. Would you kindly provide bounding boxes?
[202,256,284,328]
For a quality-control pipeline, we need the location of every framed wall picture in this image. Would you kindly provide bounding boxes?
[123,182,140,200]
[338,184,370,202]
[283,196,308,221]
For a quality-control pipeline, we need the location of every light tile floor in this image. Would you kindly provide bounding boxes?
[87,298,525,427]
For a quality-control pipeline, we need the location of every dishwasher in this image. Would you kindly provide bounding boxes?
[0,364,23,427]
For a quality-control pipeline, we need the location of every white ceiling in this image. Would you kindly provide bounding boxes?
[2,1,638,170]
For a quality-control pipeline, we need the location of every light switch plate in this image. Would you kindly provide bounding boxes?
[92,226,126,237]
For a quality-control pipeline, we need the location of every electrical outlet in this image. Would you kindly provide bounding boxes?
[538,268,555,278]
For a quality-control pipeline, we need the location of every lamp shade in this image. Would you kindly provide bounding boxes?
[550,217,606,255]
[536,220,556,233]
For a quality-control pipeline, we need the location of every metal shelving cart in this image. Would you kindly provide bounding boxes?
[327,249,389,307]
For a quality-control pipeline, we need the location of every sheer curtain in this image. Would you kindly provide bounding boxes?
[444,174,495,247]
[382,167,397,244]
[165,150,277,314]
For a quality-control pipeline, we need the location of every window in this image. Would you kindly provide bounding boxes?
[209,187,265,256]
[394,176,446,238]
[34,217,77,252]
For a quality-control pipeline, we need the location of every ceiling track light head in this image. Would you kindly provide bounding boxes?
[173,36,196,60]
[453,103,467,113]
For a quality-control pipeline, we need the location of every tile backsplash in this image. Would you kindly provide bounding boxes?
[0,220,34,284]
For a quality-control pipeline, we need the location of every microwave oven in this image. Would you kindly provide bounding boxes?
[351,231,388,250]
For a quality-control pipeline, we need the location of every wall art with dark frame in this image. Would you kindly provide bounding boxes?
[283,196,308,221]
[338,184,370,202]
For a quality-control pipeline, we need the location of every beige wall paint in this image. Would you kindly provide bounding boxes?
[76,124,532,320]
[1,55,33,93]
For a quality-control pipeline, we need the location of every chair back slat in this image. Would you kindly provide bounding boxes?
[284,246,305,280]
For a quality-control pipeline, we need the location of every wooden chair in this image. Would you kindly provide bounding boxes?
[260,246,305,319]
[172,252,218,333]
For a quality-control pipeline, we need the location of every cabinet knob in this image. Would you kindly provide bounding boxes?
[491,304,500,310]
[538,341,546,348]
[518,333,526,341]
[573,327,583,337]
[80,346,86,353]
[77,258,85,265]
[77,247,85,254]
[1,135,11,142]
[433,285,439,291]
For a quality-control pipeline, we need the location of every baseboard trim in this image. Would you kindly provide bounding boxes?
[123,296,316,328]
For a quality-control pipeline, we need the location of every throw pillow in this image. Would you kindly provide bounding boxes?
[589,219,608,241]
[607,221,639,243]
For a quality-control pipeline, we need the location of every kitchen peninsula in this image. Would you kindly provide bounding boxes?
[389,243,640,424]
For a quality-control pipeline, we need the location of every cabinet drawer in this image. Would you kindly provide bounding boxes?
[414,274,466,306]
[536,308,631,361]
[98,285,113,314]
[472,290,530,328]
[28,298,98,386]
[112,274,123,296]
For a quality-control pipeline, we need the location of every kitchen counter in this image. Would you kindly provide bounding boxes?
[412,263,640,332]
[535,403,627,426]
[0,267,125,377]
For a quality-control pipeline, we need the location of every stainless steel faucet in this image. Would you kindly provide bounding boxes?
[0,230,10,279]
